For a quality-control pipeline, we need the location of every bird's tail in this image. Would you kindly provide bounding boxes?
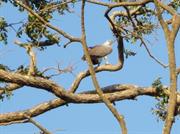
[81,55,86,61]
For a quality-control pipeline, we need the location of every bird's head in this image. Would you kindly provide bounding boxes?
[103,40,114,47]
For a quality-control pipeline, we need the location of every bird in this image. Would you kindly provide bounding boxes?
[81,40,114,65]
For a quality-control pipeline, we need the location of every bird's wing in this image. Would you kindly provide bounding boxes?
[88,45,112,58]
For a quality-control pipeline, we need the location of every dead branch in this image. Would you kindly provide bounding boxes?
[42,63,75,77]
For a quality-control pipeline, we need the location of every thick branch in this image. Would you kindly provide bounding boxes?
[0,70,80,102]
[81,0,127,133]
[154,1,178,134]
[154,0,169,34]
[1,84,180,126]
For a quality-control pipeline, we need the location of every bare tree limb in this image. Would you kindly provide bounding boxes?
[24,114,52,134]
[0,84,180,126]
[0,69,81,102]
[87,0,152,7]
[80,0,127,133]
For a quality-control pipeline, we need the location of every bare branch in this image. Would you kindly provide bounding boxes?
[139,36,168,68]
[87,0,152,7]
[0,69,81,102]
[171,14,180,40]
[154,0,169,35]
[24,114,52,134]
[42,63,75,78]
[157,0,177,15]
[1,84,180,126]
[40,0,76,13]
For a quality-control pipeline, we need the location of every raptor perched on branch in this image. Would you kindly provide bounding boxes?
[82,40,114,65]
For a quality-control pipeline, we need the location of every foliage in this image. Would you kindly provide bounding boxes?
[0,17,8,44]
[0,88,13,101]
[169,0,180,11]
[116,5,155,44]
[0,64,10,71]
[151,78,169,121]
[124,49,136,58]
[16,65,50,79]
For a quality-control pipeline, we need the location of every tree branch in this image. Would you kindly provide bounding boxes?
[0,70,81,102]
[154,1,178,133]
[1,84,180,126]
[80,0,127,133]
[14,0,81,43]
[24,114,52,134]
[87,0,152,7]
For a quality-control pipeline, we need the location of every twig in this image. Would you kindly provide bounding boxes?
[139,36,168,68]
[26,46,36,76]
[24,114,52,134]
[42,63,75,77]
[40,0,76,13]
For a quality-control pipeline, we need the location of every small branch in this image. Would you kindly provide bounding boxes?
[171,14,180,41]
[0,84,22,96]
[63,41,74,48]
[157,0,176,15]
[139,36,168,68]
[154,0,169,35]
[40,0,76,13]
[14,40,36,75]
[24,114,52,134]
[26,46,36,76]
[42,63,75,78]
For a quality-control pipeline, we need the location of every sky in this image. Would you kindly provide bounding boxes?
[0,1,180,134]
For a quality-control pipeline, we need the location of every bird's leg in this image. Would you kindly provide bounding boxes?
[104,56,109,64]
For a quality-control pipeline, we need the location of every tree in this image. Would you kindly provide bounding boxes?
[0,0,180,134]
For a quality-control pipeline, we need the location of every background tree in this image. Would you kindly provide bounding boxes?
[0,0,180,134]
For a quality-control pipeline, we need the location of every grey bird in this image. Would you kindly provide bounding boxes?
[82,40,114,65]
